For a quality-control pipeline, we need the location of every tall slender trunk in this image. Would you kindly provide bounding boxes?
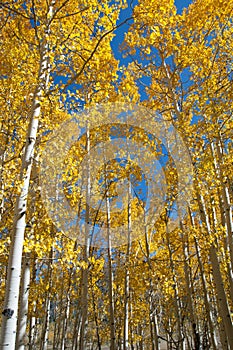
[105,163,115,350]
[90,274,102,350]
[0,4,55,349]
[53,283,64,350]
[143,209,160,350]
[179,222,200,350]
[72,310,81,350]
[79,125,91,350]
[165,219,185,350]
[52,299,58,350]
[215,140,233,265]
[16,155,39,350]
[124,181,131,350]
[28,255,38,350]
[153,313,160,350]
[188,208,218,350]
[61,294,70,350]
[197,192,233,349]
[210,141,233,300]
[40,299,51,350]
[28,312,37,350]
[39,248,54,350]
[106,205,115,350]
[15,255,30,350]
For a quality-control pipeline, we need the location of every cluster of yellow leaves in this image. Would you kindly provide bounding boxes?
[1,0,233,346]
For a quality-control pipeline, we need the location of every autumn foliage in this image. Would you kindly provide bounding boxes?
[0,0,233,349]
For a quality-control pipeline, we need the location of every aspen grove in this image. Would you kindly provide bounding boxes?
[0,0,233,349]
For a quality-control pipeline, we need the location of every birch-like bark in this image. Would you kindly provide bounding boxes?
[16,153,39,350]
[51,298,58,350]
[39,248,54,350]
[0,81,41,350]
[28,258,38,350]
[215,140,233,263]
[210,141,233,300]
[15,255,30,350]
[71,308,81,350]
[53,264,65,349]
[188,208,218,350]
[106,201,116,350]
[40,299,51,350]
[123,181,131,350]
[104,164,115,350]
[61,294,70,350]
[144,205,160,350]
[179,222,200,350]
[90,274,102,350]
[143,215,159,350]
[195,237,219,350]
[28,311,37,350]
[208,196,232,349]
[0,4,55,349]
[165,220,185,350]
[197,193,233,349]
[79,125,91,350]
[194,200,227,350]
[161,55,230,348]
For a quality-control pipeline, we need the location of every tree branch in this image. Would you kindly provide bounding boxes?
[61,16,133,92]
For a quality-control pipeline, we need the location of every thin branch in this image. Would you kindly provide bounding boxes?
[0,11,10,31]
[31,0,40,45]
[50,0,70,21]
[54,6,90,20]
[61,16,133,92]
[0,3,31,20]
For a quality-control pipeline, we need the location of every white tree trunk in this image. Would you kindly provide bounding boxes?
[197,193,233,349]
[40,299,51,350]
[40,247,54,350]
[28,308,37,350]
[105,171,115,350]
[210,141,233,300]
[189,208,218,350]
[79,125,91,350]
[123,181,131,350]
[15,256,30,350]
[61,294,70,350]
[165,221,185,350]
[16,154,39,350]
[0,4,54,349]
[28,258,38,350]
[179,222,200,350]
[0,54,47,350]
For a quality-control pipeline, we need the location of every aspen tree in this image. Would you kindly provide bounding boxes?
[15,256,30,350]
[188,208,218,350]
[79,125,91,350]
[1,0,233,348]
[123,181,131,350]
[196,191,233,349]
[1,1,122,348]
[105,170,116,350]
[0,3,55,347]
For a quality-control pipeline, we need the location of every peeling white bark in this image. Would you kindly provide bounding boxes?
[0,2,55,348]
[15,256,30,350]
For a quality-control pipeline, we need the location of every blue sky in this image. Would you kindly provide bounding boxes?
[175,0,193,13]
[111,0,193,64]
